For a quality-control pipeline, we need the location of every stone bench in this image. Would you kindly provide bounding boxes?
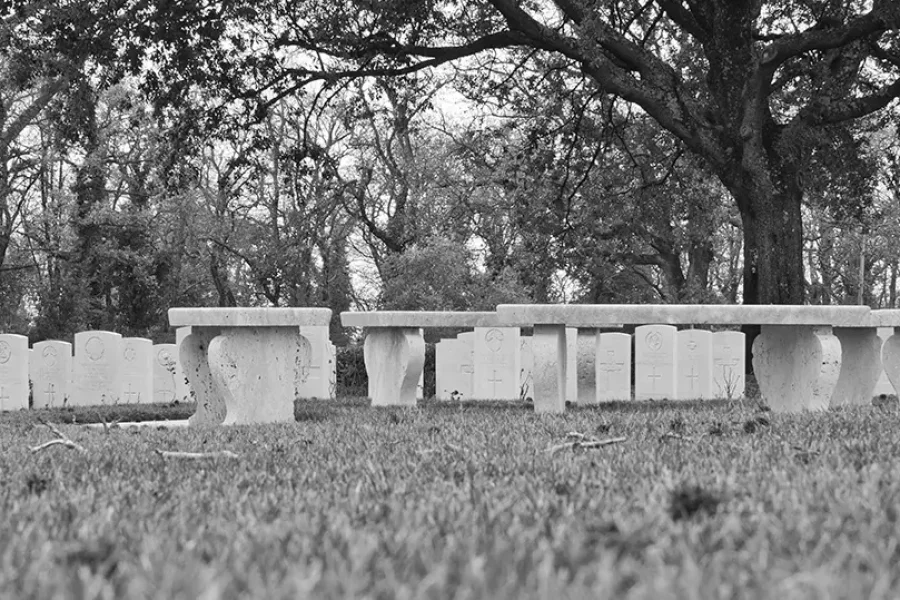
[168,307,332,425]
[495,304,885,413]
[340,311,509,406]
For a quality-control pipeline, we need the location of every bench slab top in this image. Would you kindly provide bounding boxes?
[496,304,871,326]
[341,311,508,328]
[866,310,900,327]
[169,307,332,327]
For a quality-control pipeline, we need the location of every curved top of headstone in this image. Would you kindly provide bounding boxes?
[168,307,332,327]
[341,311,508,328]
[496,304,870,326]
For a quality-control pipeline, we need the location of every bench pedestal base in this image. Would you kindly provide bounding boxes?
[181,326,311,425]
[364,327,425,407]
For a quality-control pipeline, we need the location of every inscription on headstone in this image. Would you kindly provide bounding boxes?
[595,332,632,402]
[712,331,746,399]
[73,331,123,406]
[31,340,72,408]
[676,329,713,400]
[0,334,29,410]
[473,327,520,399]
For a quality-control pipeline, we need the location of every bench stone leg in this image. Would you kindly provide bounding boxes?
[882,328,900,397]
[364,327,424,407]
[532,324,567,413]
[208,327,306,424]
[831,327,882,407]
[752,325,841,412]
[181,327,225,426]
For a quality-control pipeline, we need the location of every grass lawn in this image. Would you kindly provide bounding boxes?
[2,396,900,599]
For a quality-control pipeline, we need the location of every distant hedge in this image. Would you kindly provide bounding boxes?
[336,343,436,399]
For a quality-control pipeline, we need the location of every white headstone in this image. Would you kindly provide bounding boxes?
[0,334,29,410]
[153,343,179,403]
[520,336,533,402]
[635,324,677,400]
[31,340,72,408]
[454,332,476,400]
[712,331,746,399]
[473,327,521,399]
[73,331,123,406]
[676,329,713,400]
[297,326,331,399]
[437,339,465,400]
[175,327,192,403]
[595,332,632,402]
[121,337,153,404]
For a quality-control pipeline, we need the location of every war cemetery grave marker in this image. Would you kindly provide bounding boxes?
[122,337,153,403]
[0,334,29,410]
[31,340,72,408]
[474,327,520,399]
[676,329,713,400]
[520,336,533,402]
[298,326,332,399]
[73,331,123,406]
[175,327,193,403]
[635,324,677,400]
[595,332,631,402]
[712,331,746,399]
[153,344,179,403]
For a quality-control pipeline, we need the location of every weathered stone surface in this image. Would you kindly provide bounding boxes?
[595,332,631,402]
[0,334,29,411]
[873,328,895,397]
[883,330,900,400]
[474,326,520,400]
[181,327,225,426]
[676,329,713,400]
[520,336,533,402]
[121,337,153,404]
[532,325,567,414]
[752,325,841,412]
[342,311,506,328]
[712,331,746,399]
[175,327,193,403]
[153,344,179,404]
[72,331,123,406]
[574,329,598,404]
[497,304,869,326]
[208,327,307,424]
[831,327,882,407]
[297,325,332,399]
[634,325,677,400]
[363,327,425,407]
[31,340,72,409]
[170,307,332,327]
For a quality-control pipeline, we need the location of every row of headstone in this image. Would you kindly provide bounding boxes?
[435,326,747,402]
[0,326,337,410]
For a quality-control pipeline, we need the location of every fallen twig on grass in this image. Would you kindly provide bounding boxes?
[31,418,87,454]
[155,449,239,459]
[546,436,627,454]
[660,431,699,442]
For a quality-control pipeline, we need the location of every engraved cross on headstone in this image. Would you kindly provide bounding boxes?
[0,386,9,408]
[124,383,140,403]
[647,364,662,391]
[598,349,625,389]
[44,383,57,405]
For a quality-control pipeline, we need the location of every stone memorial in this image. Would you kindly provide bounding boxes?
[153,343,179,403]
[437,338,467,400]
[175,327,193,403]
[634,324,677,400]
[473,327,521,399]
[327,342,337,399]
[873,327,894,397]
[566,328,578,402]
[0,334,29,410]
[31,340,72,409]
[122,337,153,403]
[595,332,632,402]
[520,336,533,402]
[575,329,598,404]
[72,331,123,406]
[297,325,332,399]
[712,331,746,399]
[676,329,713,400]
